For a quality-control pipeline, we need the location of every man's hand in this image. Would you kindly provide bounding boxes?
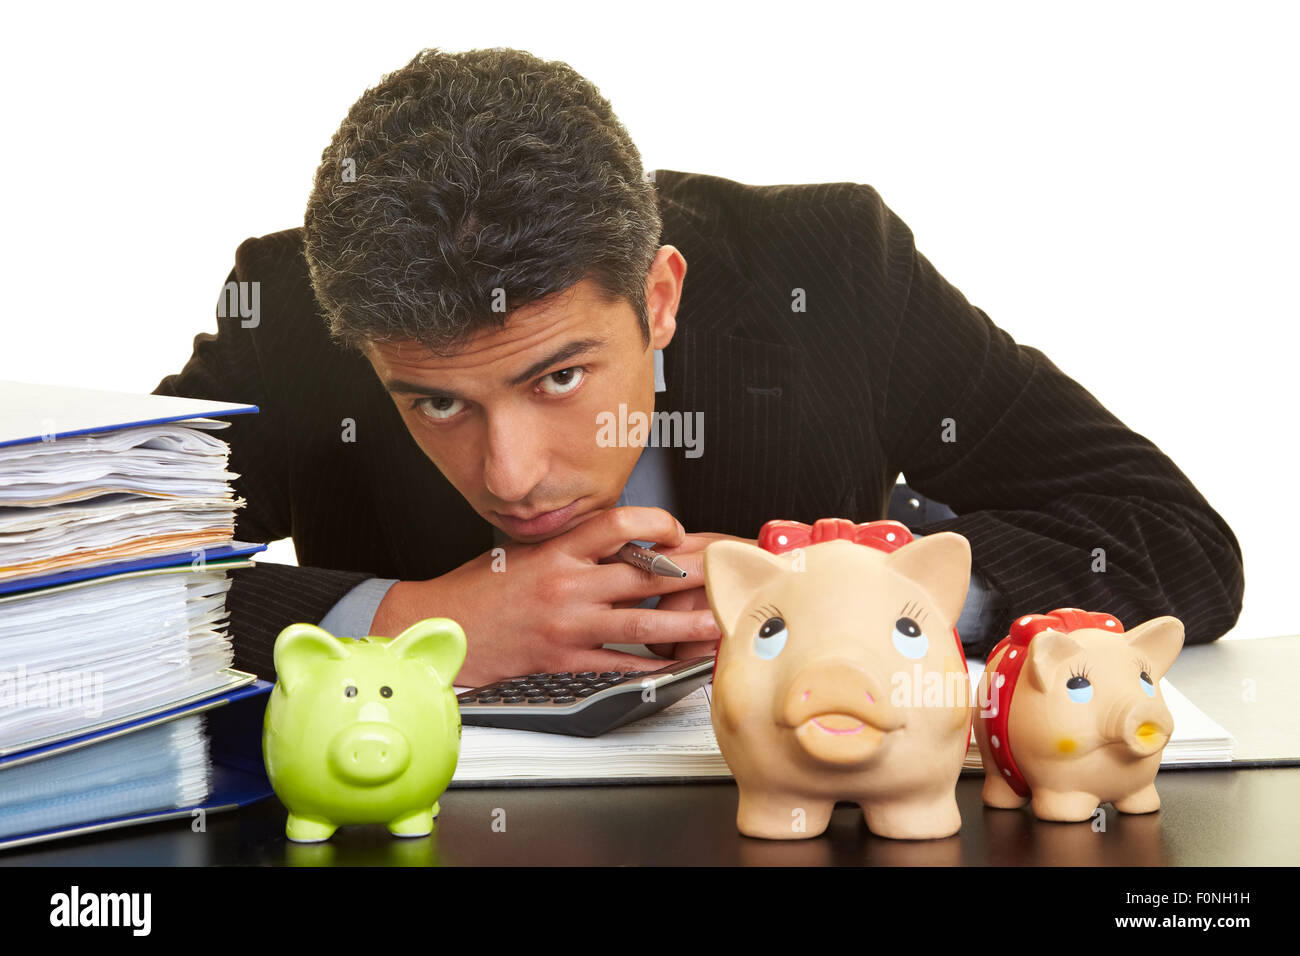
[648,531,755,659]
[369,507,723,686]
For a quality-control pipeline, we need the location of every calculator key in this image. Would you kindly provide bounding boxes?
[552,696,576,704]
[475,695,502,704]
[505,677,530,684]
[574,687,598,697]
[457,693,478,702]
[527,673,549,680]
[550,672,573,679]
[589,682,612,691]
[576,672,597,679]
[526,696,549,704]
[501,695,524,703]
[599,671,622,679]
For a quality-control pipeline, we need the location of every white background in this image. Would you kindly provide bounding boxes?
[1,1,1293,640]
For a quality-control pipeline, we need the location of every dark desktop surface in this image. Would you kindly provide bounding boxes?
[2,766,1298,866]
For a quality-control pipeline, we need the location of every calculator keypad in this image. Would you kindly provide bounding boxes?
[458,670,655,706]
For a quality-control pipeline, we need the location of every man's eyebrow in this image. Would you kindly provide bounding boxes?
[381,336,609,399]
[505,336,607,388]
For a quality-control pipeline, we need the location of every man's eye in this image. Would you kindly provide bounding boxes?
[414,395,465,421]
[538,367,585,396]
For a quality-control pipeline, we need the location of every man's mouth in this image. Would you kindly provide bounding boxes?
[493,499,585,538]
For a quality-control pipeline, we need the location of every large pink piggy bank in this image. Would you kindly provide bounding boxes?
[973,607,1185,822]
[704,518,973,840]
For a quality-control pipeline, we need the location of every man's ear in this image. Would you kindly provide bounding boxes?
[646,245,685,351]
[273,623,351,695]
[704,541,789,638]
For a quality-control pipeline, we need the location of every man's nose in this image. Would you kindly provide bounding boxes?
[482,414,547,502]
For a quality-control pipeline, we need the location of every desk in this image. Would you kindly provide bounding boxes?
[3,636,1298,866]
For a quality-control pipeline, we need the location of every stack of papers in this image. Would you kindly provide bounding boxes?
[0,421,241,584]
[0,714,211,841]
[0,566,241,751]
[0,381,267,844]
[453,684,730,784]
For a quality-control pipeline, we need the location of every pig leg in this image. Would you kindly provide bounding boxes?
[1113,783,1161,814]
[860,789,961,840]
[286,813,338,842]
[736,789,834,839]
[981,770,1029,808]
[388,806,436,837]
[1030,789,1102,822]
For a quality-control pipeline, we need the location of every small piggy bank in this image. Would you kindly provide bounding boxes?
[973,607,1185,822]
[262,617,468,842]
[704,518,973,840]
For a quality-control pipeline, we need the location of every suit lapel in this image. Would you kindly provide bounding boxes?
[656,171,861,535]
[662,325,802,536]
[656,198,804,536]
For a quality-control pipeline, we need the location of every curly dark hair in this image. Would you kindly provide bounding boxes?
[303,47,662,355]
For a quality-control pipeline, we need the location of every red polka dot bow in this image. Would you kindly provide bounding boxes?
[757,518,914,555]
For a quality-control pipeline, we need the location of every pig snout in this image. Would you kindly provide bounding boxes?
[327,722,413,786]
[1102,698,1172,757]
[781,660,903,767]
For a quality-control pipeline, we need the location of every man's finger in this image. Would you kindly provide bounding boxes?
[588,551,708,604]
[567,650,677,674]
[557,506,685,560]
[656,532,757,555]
[593,608,721,646]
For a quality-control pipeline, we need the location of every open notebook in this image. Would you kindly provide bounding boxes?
[450,665,1235,786]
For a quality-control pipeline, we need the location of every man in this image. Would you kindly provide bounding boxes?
[154,47,1244,687]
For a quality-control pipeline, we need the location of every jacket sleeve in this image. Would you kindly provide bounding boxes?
[152,249,377,680]
[858,186,1244,657]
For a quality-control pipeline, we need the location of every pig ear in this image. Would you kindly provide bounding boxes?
[388,617,468,688]
[1025,629,1086,694]
[273,623,351,695]
[883,532,971,628]
[703,541,790,637]
[1124,616,1185,681]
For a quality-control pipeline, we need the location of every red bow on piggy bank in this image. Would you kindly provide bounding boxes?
[757,518,915,555]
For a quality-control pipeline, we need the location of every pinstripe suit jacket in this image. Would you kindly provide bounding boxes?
[153,169,1244,680]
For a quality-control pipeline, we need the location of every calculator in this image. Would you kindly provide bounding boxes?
[457,656,715,737]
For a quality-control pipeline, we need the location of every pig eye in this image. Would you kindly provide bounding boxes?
[1066,675,1092,703]
[343,685,358,698]
[754,616,788,660]
[892,616,929,660]
[1139,671,1155,697]
[380,686,393,698]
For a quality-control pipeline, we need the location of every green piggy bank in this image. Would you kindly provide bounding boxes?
[262,617,468,843]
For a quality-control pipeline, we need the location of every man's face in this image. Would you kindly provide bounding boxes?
[366,247,685,543]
